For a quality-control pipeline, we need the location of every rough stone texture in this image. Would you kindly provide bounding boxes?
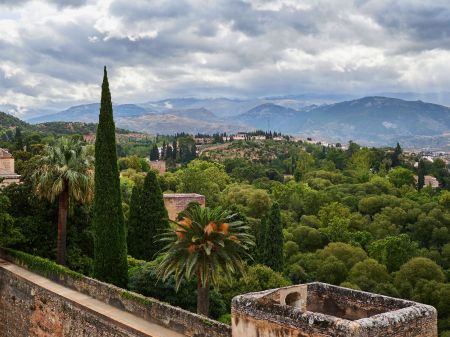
[0,251,231,337]
[163,193,206,220]
[0,272,142,337]
[232,283,438,337]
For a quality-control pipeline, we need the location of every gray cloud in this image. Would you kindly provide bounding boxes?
[0,0,449,113]
[0,0,88,8]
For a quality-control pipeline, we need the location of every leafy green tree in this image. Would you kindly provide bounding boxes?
[217,264,290,312]
[369,234,418,272]
[318,202,351,242]
[417,159,426,191]
[0,195,22,246]
[128,170,169,260]
[347,148,374,182]
[388,167,415,188]
[294,151,315,181]
[93,67,128,287]
[347,258,390,292]
[289,225,326,252]
[261,203,284,272]
[32,137,93,265]
[157,205,254,316]
[222,184,271,218]
[394,257,445,297]
[320,242,367,270]
[150,144,159,161]
[317,256,348,285]
[176,160,229,206]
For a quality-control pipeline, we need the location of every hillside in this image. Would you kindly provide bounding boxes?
[27,103,152,124]
[236,103,300,130]
[292,97,450,146]
[117,113,248,135]
[34,122,135,135]
[0,111,30,130]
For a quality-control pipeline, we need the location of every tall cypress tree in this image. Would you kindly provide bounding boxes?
[93,67,128,287]
[127,170,169,260]
[15,127,23,150]
[262,203,284,272]
[391,142,402,167]
[172,140,178,160]
[417,159,426,191]
[256,215,268,263]
[150,144,159,161]
[161,141,166,159]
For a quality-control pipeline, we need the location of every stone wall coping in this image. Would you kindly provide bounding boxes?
[163,193,205,198]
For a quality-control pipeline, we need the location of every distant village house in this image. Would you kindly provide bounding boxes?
[414,175,440,188]
[0,149,20,187]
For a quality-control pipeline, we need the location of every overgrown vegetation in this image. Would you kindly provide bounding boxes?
[1,248,82,279]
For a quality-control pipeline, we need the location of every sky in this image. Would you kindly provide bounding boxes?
[1,0,450,116]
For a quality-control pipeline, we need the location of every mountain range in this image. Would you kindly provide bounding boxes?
[18,96,450,150]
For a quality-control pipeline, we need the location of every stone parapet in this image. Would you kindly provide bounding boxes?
[231,283,437,337]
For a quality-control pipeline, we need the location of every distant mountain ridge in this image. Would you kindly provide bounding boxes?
[18,96,450,150]
[27,103,152,124]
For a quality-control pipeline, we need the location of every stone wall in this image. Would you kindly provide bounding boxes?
[0,250,231,337]
[0,265,152,337]
[149,160,166,175]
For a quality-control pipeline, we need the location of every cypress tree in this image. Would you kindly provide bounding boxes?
[391,142,402,167]
[166,145,173,160]
[161,141,166,159]
[417,159,426,191]
[262,203,284,272]
[172,140,177,160]
[150,144,159,161]
[127,170,169,260]
[256,215,268,263]
[15,127,23,150]
[93,67,128,287]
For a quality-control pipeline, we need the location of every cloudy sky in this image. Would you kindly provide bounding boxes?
[1,0,450,114]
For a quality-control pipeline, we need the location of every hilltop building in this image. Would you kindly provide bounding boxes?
[414,175,440,188]
[0,149,20,187]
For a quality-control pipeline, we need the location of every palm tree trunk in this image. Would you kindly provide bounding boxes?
[57,182,69,265]
[197,272,209,316]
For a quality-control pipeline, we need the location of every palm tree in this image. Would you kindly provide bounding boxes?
[32,137,94,265]
[157,205,254,316]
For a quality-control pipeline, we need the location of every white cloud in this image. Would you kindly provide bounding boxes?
[0,0,449,113]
